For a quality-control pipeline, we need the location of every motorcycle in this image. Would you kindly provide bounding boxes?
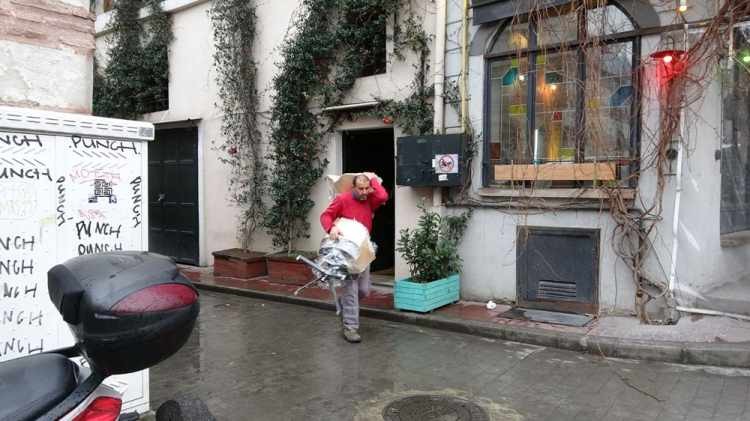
[0,251,202,421]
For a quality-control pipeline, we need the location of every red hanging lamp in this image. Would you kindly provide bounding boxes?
[650,49,687,82]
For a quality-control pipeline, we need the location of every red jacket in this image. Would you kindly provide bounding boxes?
[320,178,388,233]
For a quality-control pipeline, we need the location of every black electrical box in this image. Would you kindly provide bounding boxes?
[396,134,463,187]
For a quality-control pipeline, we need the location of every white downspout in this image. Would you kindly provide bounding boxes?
[460,0,469,134]
[667,24,689,296]
[433,0,447,135]
[667,110,685,294]
[432,0,448,208]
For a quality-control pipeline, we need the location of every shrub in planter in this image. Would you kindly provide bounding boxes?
[394,205,471,312]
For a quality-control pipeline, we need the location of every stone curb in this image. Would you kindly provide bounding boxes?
[194,282,750,369]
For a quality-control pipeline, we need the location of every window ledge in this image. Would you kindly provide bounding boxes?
[721,230,750,248]
[477,187,635,201]
[96,0,211,35]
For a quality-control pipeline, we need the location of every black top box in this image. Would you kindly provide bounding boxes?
[48,251,199,375]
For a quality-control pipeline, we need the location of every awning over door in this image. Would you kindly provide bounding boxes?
[472,0,569,25]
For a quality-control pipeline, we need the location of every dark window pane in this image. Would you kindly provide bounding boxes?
[584,42,633,160]
[358,12,387,76]
[489,58,529,165]
[485,6,638,186]
[534,50,578,163]
[721,24,750,234]
[489,19,530,55]
[536,12,578,48]
[587,5,635,37]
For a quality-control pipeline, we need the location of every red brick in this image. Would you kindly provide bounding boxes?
[213,256,267,279]
[266,259,315,285]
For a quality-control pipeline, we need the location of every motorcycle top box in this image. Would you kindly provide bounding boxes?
[48,251,199,376]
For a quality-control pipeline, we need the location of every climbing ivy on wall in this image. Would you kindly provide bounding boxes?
[210,0,266,249]
[265,0,408,253]
[93,0,172,119]
[364,14,434,136]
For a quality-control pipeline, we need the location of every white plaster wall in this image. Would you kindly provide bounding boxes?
[60,0,89,8]
[2,0,93,113]
[455,208,636,312]
[671,82,750,298]
[637,34,750,304]
[0,41,92,113]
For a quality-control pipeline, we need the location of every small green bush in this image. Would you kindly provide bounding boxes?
[396,205,471,283]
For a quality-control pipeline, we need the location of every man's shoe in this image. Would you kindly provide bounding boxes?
[343,327,361,343]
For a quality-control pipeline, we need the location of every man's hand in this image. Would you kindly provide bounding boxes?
[329,226,341,241]
[362,172,377,194]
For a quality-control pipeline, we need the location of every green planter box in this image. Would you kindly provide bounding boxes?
[394,274,460,313]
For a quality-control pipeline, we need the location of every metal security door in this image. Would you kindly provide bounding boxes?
[148,127,199,265]
[517,226,599,314]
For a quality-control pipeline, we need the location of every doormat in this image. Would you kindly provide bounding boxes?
[498,307,594,327]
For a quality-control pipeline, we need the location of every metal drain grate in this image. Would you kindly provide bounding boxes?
[383,395,489,421]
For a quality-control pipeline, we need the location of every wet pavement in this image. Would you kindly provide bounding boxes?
[150,290,750,420]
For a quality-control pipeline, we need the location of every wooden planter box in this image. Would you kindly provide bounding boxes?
[394,274,460,313]
[212,248,267,279]
[266,251,316,285]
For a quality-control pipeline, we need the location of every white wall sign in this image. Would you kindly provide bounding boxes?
[435,154,459,174]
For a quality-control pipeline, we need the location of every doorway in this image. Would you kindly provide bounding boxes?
[148,126,200,265]
[342,129,395,274]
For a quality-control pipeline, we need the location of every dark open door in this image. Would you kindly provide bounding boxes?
[148,127,199,265]
[343,129,395,272]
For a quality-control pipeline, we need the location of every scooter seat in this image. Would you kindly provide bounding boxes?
[0,353,79,421]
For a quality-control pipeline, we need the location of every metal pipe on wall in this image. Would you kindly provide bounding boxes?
[433,0,447,135]
[432,0,448,208]
[668,23,689,296]
[461,0,469,134]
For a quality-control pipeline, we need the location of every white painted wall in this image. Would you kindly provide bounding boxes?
[637,34,750,305]
[0,41,93,113]
[95,0,436,267]
[455,208,637,312]
[1,0,93,113]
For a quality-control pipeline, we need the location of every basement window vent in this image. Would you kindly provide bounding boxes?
[537,280,578,300]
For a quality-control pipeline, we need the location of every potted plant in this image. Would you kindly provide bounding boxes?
[394,205,472,312]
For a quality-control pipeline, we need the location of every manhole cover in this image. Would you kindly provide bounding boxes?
[382,395,489,421]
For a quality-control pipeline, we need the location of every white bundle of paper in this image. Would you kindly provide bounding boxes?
[329,218,375,274]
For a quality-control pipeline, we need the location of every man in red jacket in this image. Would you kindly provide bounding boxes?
[320,172,388,343]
